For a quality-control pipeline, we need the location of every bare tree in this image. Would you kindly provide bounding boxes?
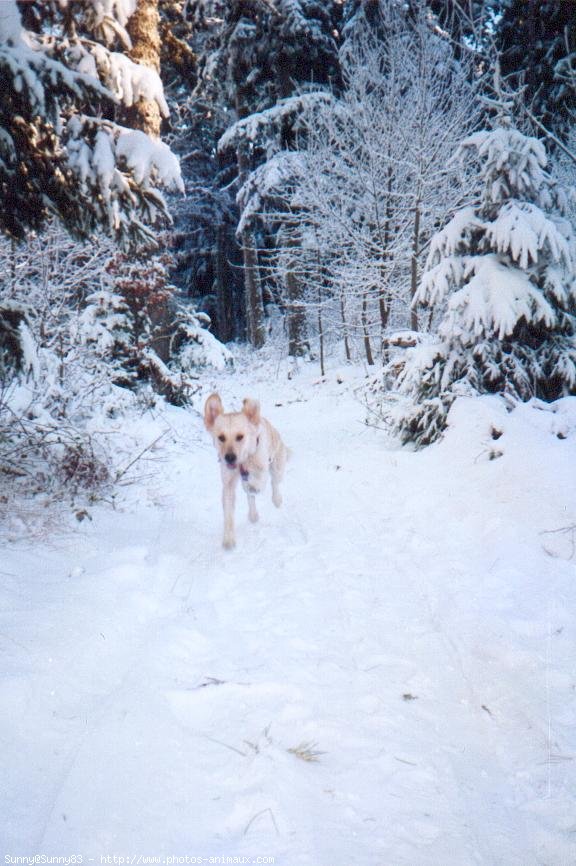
[269,2,480,363]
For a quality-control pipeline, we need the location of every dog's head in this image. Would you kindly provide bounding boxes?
[204,393,261,470]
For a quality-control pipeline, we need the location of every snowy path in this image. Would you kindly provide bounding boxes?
[2,361,576,865]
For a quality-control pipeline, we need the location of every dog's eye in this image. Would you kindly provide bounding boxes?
[236,434,244,442]
[218,434,225,442]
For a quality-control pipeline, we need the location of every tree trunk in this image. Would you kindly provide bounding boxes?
[147,299,171,362]
[379,162,393,333]
[214,224,235,343]
[232,86,266,349]
[236,139,266,349]
[312,227,326,372]
[286,270,307,357]
[240,225,266,348]
[125,0,162,137]
[410,201,421,331]
[340,295,351,361]
[10,238,16,292]
[361,291,374,366]
[124,0,172,363]
[285,235,307,357]
[317,284,325,377]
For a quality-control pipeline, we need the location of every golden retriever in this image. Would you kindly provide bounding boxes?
[204,393,288,549]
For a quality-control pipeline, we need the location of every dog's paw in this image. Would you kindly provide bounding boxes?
[272,492,283,508]
[222,536,236,550]
[249,509,259,523]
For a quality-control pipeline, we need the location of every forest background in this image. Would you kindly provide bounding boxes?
[2,0,576,504]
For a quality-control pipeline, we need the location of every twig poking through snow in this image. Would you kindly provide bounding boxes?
[202,735,248,758]
[114,430,170,483]
[243,807,279,837]
[287,740,326,762]
[540,524,576,560]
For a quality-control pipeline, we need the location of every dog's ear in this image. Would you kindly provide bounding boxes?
[204,393,223,431]
[242,398,261,426]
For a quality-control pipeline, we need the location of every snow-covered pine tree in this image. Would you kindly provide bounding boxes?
[551,124,576,227]
[79,246,231,403]
[160,1,246,344]
[195,0,340,348]
[494,0,576,138]
[0,0,182,246]
[387,122,576,446]
[218,93,335,356]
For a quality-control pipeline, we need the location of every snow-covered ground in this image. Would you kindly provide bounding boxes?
[2,353,576,865]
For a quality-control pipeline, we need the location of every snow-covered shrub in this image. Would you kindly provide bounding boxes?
[169,305,233,373]
[0,301,38,380]
[0,231,116,501]
[77,288,134,387]
[0,357,115,504]
[88,246,231,402]
[0,224,229,509]
[0,392,112,498]
[386,124,576,446]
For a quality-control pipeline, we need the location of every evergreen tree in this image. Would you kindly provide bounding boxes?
[196,0,340,113]
[164,1,246,343]
[80,247,229,403]
[0,0,182,246]
[494,1,576,136]
[192,0,341,347]
[387,121,576,447]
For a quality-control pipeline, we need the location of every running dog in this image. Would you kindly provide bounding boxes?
[204,393,288,549]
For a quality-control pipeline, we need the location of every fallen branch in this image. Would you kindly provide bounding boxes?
[114,430,170,483]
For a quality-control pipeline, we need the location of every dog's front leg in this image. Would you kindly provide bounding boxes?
[247,491,259,523]
[222,471,238,550]
[270,462,283,508]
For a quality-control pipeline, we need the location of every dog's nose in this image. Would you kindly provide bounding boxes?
[224,452,236,465]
